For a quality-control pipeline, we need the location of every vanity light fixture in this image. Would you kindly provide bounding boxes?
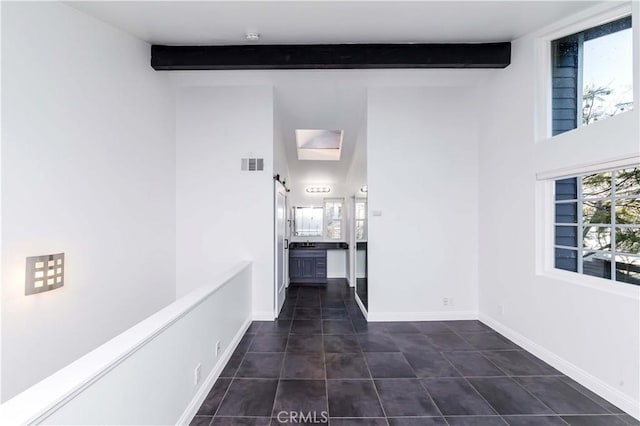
[245,31,260,42]
[306,187,331,194]
[25,253,64,295]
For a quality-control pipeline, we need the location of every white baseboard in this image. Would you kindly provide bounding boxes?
[354,293,368,320]
[253,311,276,321]
[177,317,252,426]
[479,313,640,420]
[367,310,477,322]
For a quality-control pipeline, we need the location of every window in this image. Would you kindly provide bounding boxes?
[294,206,323,237]
[355,199,367,241]
[551,15,633,136]
[324,198,343,240]
[554,167,640,285]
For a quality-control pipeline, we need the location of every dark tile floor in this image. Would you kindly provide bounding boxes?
[191,280,638,426]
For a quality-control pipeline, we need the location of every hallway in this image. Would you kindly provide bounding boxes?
[191,280,636,426]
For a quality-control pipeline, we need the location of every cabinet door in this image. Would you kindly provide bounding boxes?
[301,258,315,278]
[289,258,302,278]
[315,258,326,278]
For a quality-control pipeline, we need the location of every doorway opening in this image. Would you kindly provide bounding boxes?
[272,82,367,319]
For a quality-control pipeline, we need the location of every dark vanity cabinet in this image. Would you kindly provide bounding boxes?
[289,249,327,284]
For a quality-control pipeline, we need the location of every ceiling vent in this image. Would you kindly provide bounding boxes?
[241,158,264,171]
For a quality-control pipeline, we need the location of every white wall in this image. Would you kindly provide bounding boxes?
[0,0,5,403]
[1,2,176,400]
[175,86,275,319]
[477,5,640,416]
[346,116,368,197]
[273,95,291,188]
[367,87,480,321]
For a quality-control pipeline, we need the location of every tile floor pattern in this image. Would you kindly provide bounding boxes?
[191,280,639,426]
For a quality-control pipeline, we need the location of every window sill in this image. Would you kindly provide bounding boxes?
[537,109,635,145]
[538,268,640,299]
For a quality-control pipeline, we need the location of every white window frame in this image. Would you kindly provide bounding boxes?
[323,198,344,241]
[355,198,367,242]
[553,169,640,278]
[534,3,634,142]
[536,157,640,299]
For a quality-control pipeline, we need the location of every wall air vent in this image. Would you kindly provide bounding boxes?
[241,158,264,171]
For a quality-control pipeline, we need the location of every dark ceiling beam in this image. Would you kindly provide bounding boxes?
[150,43,511,70]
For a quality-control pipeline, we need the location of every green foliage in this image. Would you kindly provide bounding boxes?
[582,84,632,125]
[582,168,639,254]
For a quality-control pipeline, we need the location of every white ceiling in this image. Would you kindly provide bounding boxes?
[67,0,605,185]
[275,81,366,184]
[67,1,601,45]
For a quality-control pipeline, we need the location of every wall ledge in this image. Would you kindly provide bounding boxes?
[0,261,252,425]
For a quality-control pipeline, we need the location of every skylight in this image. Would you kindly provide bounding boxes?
[295,129,343,161]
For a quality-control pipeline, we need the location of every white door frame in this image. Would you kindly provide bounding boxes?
[350,195,357,288]
[274,181,288,318]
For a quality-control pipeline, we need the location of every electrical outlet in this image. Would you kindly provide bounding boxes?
[194,364,201,385]
[498,304,505,316]
[215,340,221,357]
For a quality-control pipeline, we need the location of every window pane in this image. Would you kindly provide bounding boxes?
[583,200,611,224]
[582,20,633,126]
[556,202,578,223]
[615,256,640,285]
[325,202,342,220]
[324,200,342,240]
[552,165,640,284]
[356,220,365,240]
[615,167,640,196]
[583,251,612,279]
[294,207,323,237]
[555,225,578,247]
[583,226,611,251]
[551,15,633,135]
[555,178,577,201]
[555,248,578,272]
[551,34,579,136]
[355,200,366,241]
[327,219,341,240]
[582,171,612,198]
[616,227,640,255]
[615,198,640,224]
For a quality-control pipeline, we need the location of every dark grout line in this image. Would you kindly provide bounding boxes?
[211,330,259,419]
